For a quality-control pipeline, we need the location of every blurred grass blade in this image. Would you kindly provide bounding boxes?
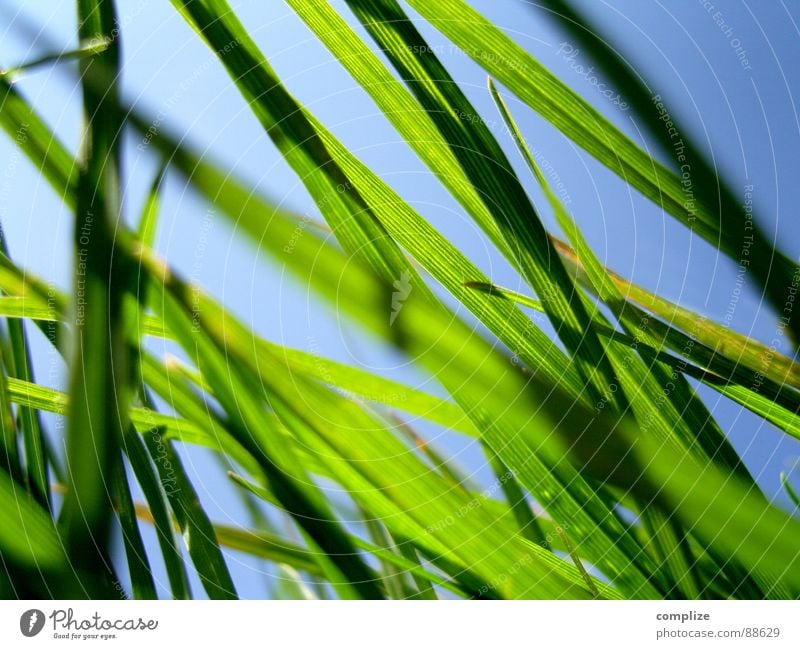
[0,466,65,569]
[264,343,478,437]
[58,0,129,594]
[136,162,167,248]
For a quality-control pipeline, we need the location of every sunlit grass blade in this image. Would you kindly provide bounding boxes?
[292,0,621,406]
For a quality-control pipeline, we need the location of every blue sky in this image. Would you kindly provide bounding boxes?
[1,0,799,598]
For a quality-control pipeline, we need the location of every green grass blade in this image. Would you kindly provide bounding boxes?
[291,0,620,406]
[538,0,799,346]
[1,38,111,80]
[0,233,49,508]
[404,0,800,339]
[0,466,65,570]
[112,452,157,599]
[0,78,77,204]
[142,426,237,600]
[123,426,192,600]
[780,472,800,510]
[58,0,128,594]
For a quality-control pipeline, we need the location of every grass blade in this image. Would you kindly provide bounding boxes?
[404,0,800,339]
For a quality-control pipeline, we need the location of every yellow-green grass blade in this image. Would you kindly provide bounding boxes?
[554,237,800,398]
[0,38,110,80]
[5,376,213,458]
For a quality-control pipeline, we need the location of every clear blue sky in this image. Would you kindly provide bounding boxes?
[1,0,799,598]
